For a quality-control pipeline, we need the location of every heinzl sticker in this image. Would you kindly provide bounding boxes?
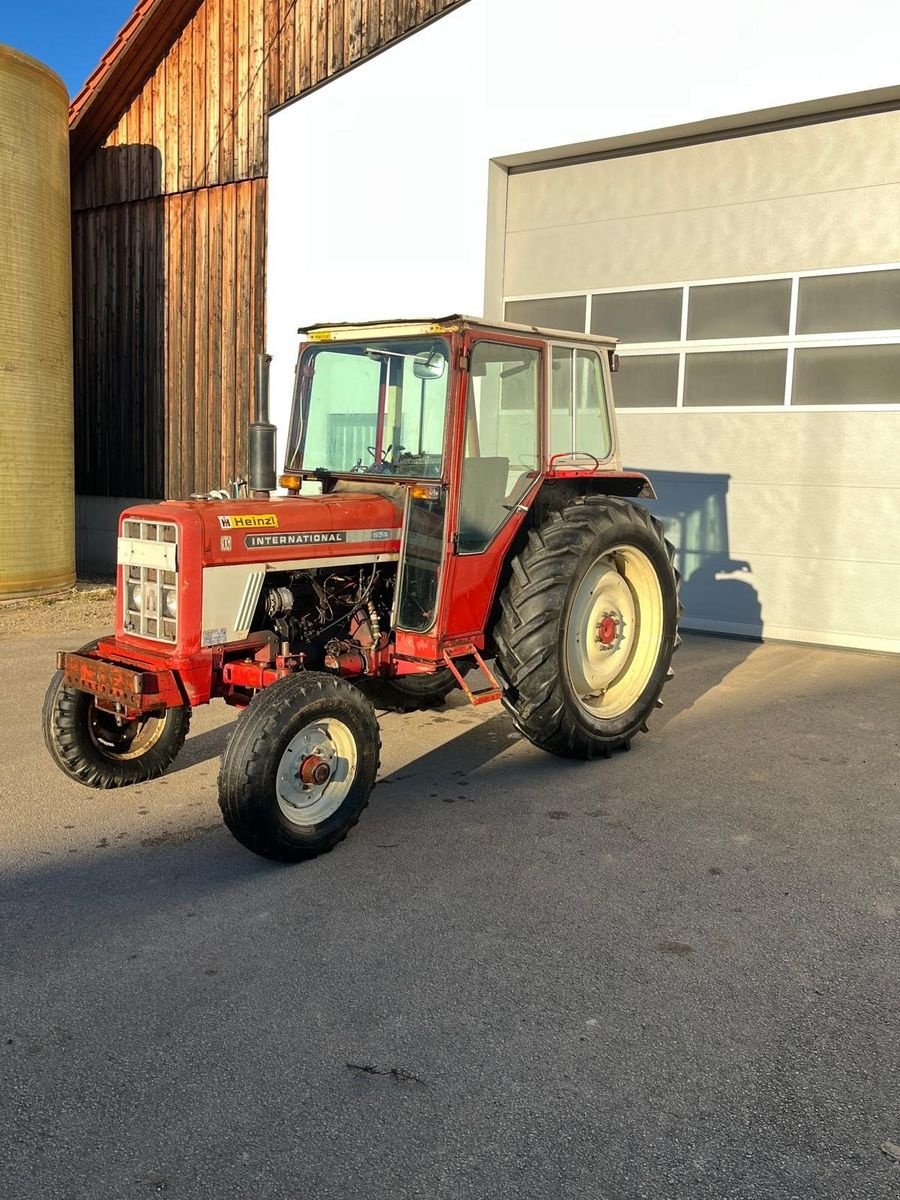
[245,531,348,549]
[218,514,279,530]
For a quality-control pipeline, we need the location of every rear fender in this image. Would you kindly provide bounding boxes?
[533,472,655,518]
[480,471,656,655]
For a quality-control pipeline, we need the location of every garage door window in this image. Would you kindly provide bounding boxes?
[793,344,900,405]
[505,296,586,334]
[614,355,680,408]
[687,279,792,340]
[796,270,900,333]
[591,289,682,343]
[683,350,788,407]
[505,265,900,411]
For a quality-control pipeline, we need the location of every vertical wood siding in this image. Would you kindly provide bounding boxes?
[164,179,267,498]
[73,196,166,497]
[72,0,466,497]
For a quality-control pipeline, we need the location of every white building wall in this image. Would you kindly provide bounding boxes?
[267,0,900,442]
[266,0,900,651]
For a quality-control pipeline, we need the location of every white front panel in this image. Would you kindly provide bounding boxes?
[201,566,266,645]
[117,537,177,571]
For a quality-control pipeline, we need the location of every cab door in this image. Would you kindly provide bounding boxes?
[439,335,545,641]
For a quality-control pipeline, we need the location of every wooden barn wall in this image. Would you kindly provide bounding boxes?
[71,0,465,497]
[165,180,267,499]
[72,180,265,499]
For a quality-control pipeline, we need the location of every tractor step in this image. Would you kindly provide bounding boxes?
[442,644,503,706]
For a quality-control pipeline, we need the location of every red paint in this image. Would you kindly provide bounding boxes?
[59,647,190,716]
[373,356,387,465]
[598,616,617,646]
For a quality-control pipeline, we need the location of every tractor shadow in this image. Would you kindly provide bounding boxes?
[637,468,763,639]
[167,722,234,774]
[165,628,760,786]
[379,706,518,790]
[375,629,758,802]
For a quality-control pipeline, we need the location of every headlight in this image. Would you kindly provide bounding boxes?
[164,589,177,618]
[128,583,142,611]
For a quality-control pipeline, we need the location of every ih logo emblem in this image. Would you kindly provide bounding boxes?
[218,514,279,530]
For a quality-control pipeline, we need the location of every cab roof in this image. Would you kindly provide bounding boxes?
[298,315,618,347]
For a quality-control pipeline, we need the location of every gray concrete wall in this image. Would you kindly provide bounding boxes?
[617,409,900,654]
[503,109,900,293]
[498,109,900,653]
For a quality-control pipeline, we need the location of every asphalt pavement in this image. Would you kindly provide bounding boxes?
[1,628,898,1199]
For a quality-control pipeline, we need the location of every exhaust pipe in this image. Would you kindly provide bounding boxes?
[249,353,277,497]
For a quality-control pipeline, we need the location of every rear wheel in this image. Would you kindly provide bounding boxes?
[42,650,191,788]
[218,672,380,862]
[494,496,680,759]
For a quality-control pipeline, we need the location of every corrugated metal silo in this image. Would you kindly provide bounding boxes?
[0,45,75,598]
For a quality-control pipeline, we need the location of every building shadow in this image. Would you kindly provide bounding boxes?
[72,144,164,576]
[167,723,234,774]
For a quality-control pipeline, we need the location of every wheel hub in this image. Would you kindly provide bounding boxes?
[299,754,332,786]
[276,718,358,828]
[594,612,622,650]
[87,706,167,760]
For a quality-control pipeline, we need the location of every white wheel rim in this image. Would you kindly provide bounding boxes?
[275,717,358,827]
[565,543,664,721]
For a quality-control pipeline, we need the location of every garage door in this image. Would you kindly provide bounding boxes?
[502,110,900,653]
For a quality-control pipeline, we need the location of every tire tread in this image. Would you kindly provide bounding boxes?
[42,667,190,789]
[218,672,381,862]
[495,495,681,760]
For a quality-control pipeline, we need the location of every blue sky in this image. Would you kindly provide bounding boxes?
[2,0,136,97]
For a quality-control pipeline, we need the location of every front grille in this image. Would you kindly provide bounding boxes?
[120,519,179,644]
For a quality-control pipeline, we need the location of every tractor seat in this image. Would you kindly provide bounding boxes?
[457,456,510,553]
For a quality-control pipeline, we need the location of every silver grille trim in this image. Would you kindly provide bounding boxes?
[120,519,179,644]
[234,572,266,638]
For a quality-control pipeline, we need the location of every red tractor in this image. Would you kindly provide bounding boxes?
[44,317,680,861]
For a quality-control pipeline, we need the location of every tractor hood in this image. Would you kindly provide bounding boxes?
[117,492,405,581]
[113,491,406,657]
[161,492,405,566]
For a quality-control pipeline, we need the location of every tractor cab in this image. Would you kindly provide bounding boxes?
[277,317,640,658]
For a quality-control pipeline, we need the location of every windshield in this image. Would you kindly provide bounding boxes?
[285,337,451,478]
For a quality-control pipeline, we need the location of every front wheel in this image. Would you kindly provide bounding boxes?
[494,496,680,759]
[42,666,191,788]
[218,672,380,862]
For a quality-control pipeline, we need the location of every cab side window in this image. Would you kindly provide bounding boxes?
[458,341,541,554]
[550,346,612,462]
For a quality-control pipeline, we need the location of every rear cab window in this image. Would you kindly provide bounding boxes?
[550,345,613,464]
